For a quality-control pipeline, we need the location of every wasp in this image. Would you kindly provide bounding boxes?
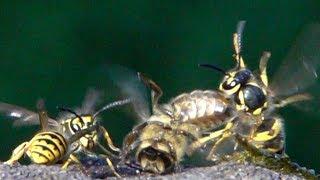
[4,100,98,167]
[193,21,320,166]
[1,90,130,177]
[109,66,235,174]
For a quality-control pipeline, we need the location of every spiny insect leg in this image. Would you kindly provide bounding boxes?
[5,142,29,165]
[207,131,236,161]
[99,126,120,152]
[99,154,121,177]
[187,122,233,155]
[61,154,81,170]
[275,93,312,108]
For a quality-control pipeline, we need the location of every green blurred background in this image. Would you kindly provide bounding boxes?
[0,1,319,172]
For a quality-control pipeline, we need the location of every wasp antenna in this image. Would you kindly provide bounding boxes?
[198,64,228,75]
[57,106,84,122]
[233,21,246,68]
[236,21,246,53]
[93,98,131,118]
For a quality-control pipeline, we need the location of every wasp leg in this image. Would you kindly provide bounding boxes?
[188,122,233,155]
[106,157,121,177]
[99,126,120,152]
[97,154,121,178]
[61,154,81,170]
[96,141,118,159]
[137,72,163,111]
[275,93,312,108]
[5,142,29,165]
[259,51,271,87]
[206,131,237,162]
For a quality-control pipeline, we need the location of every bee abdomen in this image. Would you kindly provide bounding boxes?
[27,132,67,164]
[168,90,231,128]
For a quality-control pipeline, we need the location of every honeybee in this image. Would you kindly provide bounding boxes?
[193,21,320,173]
[1,90,130,177]
[109,66,235,174]
[4,100,98,167]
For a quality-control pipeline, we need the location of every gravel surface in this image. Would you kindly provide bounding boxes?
[0,162,313,180]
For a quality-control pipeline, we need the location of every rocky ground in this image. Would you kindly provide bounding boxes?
[0,162,315,180]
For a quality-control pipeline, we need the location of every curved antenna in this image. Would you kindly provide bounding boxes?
[233,21,246,68]
[93,98,131,119]
[198,64,228,75]
[57,106,84,122]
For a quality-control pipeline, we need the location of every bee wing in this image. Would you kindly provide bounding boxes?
[105,64,152,122]
[270,23,320,97]
[0,102,59,127]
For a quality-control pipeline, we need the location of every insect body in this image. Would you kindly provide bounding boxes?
[4,101,98,166]
[56,90,131,175]
[118,72,234,174]
[195,21,320,171]
[1,90,130,177]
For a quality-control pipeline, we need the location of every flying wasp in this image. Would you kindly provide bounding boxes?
[193,21,320,167]
[1,90,130,177]
[108,66,235,174]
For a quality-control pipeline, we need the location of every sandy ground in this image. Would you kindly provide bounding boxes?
[0,162,312,180]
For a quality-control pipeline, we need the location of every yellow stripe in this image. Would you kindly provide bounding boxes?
[31,132,66,157]
[252,118,282,142]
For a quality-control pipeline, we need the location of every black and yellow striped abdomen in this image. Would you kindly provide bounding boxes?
[26,131,68,164]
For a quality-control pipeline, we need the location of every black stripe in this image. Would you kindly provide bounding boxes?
[30,151,50,163]
[34,144,58,159]
[36,138,63,157]
[37,133,66,157]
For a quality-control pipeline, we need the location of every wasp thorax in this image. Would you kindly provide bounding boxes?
[138,146,174,174]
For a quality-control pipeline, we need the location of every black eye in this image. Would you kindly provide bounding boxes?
[234,69,252,85]
[71,123,82,133]
[242,85,266,110]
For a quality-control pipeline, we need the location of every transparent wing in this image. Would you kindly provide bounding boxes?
[271,23,320,97]
[104,64,151,122]
[0,102,59,127]
[80,88,103,114]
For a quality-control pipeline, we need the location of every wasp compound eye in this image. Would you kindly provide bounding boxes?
[71,123,82,133]
[237,84,266,111]
[234,69,252,85]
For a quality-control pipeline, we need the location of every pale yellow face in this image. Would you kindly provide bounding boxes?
[63,115,97,149]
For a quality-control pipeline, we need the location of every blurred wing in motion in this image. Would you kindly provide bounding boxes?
[271,23,320,97]
[0,102,59,127]
[104,64,152,122]
[80,88,103,114]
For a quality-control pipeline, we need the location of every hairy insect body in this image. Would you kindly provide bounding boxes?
[121,74,234,174]
[25,131,67,164]
[6,131,67,165]
[166,90,232,130]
